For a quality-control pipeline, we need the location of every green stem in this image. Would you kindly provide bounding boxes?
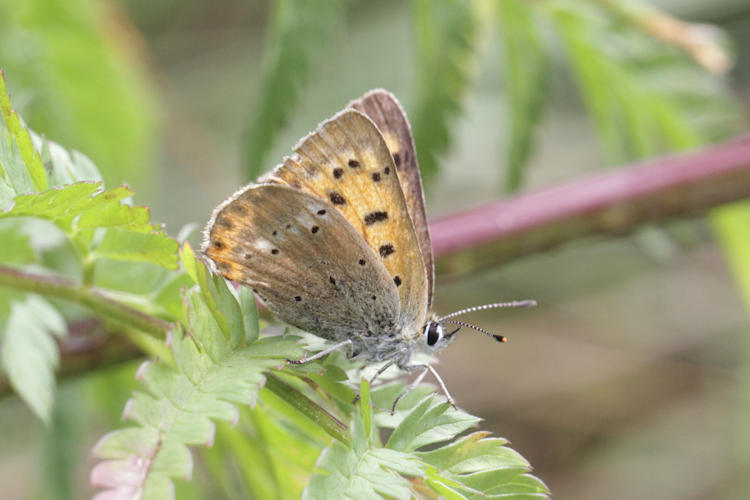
[0,264,171,339]
[264,372,350,445]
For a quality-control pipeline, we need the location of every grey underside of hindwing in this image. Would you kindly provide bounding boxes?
[206,184,410,360]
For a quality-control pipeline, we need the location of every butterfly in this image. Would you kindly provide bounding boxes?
[203,90,534,411]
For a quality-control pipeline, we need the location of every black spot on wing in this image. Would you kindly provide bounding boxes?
[311,225,319,234]
[329,192,346,205]
[394,276,402,287]
[333,168,344,179]
[271,248,279,255]
[317,209,327,215]
[364,211,388,225]
[393,152,401,167]
[371,172,381,182]
[379,244,394,257]
[348,159,360,168]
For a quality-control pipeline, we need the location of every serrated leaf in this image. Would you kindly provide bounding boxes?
[550,1,738,163]
[0,294,66,423]
[306,441,421,500]
[185,290,231,361]
[91,257,299,499]
[0,71,47,191]
[459,469,549,498]
[1,183,164,240]
[0,126,36,196]
[94,228,179,269]
[411,0,479,187]
[497,0,548,193]
[386,395,480,451]
[419,432,527,473]
[179,241,202,286]
[154,272,195,323]
[243,0,346,181]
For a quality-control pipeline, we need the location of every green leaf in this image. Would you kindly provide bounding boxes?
[0,294,66,423]
[307,442,421,500]
[497,0,548,193]
[242,0,346,181]
[237,286,259,343]
[0,180,179,269]
[420,432,549,499]
[0,0,159,189]
[411,0,479,187]
[0,70,47,191]
[386,395,480,452]
[94,228,179,270]
[2,182,102,229]
[90,257,301,499]
[550,1,738,163]
[0,221,35,264]
[419,432,526,473]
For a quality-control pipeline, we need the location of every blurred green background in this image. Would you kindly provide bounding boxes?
[1,0,750,498]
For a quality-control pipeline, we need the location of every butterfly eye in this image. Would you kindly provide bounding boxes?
[424,322,443,347]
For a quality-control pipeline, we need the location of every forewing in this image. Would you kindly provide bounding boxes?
[204,184,401,341]
[348,90,434,308]
[262,110,428,335]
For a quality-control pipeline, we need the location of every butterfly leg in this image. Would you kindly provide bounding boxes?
[391,363,458,415]
[352,354,404,404]
[390,365,430,415]
[286,339,352,365]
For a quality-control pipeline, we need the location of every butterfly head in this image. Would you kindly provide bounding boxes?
[421,317,457,353]
[420,300,538,353]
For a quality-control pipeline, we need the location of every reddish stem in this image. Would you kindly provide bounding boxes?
[431,133,750,275]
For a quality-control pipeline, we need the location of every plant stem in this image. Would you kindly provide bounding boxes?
[0,264,171,338]
[264,372,350,445]
[432,133,750,276]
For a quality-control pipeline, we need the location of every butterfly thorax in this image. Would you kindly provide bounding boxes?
[346,313,453,368]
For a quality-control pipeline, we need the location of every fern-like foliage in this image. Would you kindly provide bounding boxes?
[410,0,479,188]
[242,0,347,181]
[496,0,548,194]
[307,381,548,499]
[549,0,738,161]
[0,72,177,422]
[90,244,301,499]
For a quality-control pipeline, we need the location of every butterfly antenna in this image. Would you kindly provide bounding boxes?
[441,320,507,343]
[438,300,536,322]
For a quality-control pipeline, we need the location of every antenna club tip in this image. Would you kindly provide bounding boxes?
[521,300,537,307]
[493,335,507,343]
